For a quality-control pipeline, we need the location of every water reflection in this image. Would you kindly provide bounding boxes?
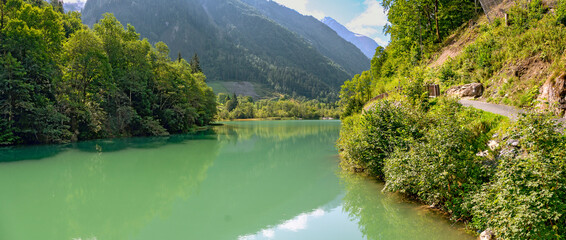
[0,120,473,240]
[214,120,340,143]
[340,173,474,240]
[0,130,217,162]
[134,121,343,239]
[0,135,219,240]
[238,208,328,240]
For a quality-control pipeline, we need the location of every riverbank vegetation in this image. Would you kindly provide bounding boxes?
[216,94,340,120]
[338,0,566,238]
[339,95,565,238]
[0,0,216,145]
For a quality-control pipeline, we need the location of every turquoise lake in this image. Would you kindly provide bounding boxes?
[0,120,473,240]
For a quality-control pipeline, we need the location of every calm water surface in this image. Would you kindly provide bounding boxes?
[0,120,473,240]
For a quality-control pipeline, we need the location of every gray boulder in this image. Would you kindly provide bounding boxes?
[446,83,484,98]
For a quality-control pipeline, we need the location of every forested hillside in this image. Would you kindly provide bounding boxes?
[240,0,370,74]
[337,0,566,238]
[82,0,368,101]
[0,0,216,145]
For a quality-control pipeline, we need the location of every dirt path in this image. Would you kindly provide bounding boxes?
[459,99,524,120]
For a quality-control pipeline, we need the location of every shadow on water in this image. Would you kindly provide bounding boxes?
[0,129,218,163]
[73,129,218,153]
[0,144,67,163]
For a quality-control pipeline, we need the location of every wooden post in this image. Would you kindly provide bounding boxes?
[427,84,440,97]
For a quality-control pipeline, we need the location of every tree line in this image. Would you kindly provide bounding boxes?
[217,94,340,120]
[0,0,216,145]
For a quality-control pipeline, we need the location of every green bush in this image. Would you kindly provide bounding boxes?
[508,0,546,31]
[463,34,500,76]
[337,100,422,178]
[384,100,498,220]
[471,114,566,239]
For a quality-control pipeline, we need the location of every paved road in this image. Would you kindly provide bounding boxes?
[459,100,566,133]
[459,99,524,120]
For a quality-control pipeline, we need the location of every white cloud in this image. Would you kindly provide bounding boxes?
[346,0,388,37]
[373,36,389,46]
[271,0,325,19]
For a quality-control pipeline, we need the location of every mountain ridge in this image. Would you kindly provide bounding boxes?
[321,17,379,59]
[240,0,370,75]
[81,0,369,101]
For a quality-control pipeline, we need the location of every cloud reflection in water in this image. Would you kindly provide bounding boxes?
[239,208,326,239]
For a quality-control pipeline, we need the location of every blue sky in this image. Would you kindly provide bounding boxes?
[271,0,390,46]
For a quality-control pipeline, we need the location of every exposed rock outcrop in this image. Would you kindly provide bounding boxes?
[479,229,495,240]
[537,73,566,117]
[446,83,484,98]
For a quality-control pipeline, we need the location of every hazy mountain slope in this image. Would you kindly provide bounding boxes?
[241,0,369,75]
[82,0,353,100]
[322,17,379,59]
[63,1,86,12]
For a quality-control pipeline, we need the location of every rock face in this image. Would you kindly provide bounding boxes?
[479,229,495,240]
[536,73,566,117]
[446,83,484,98]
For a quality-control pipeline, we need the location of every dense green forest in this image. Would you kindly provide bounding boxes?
[81,0,369,101]
[216,94,340,120]
[0,0,216,145]
[337,0,566,238]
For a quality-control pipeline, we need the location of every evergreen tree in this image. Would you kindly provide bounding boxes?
[189,53,202,73]
[226,93,238,112]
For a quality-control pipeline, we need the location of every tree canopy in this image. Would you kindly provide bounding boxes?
[0,1,216,145]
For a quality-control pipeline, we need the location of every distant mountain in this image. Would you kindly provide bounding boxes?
[82,0,369,101]
[241,0,369,76]
[63,0,86,12]
[322,17,379,59]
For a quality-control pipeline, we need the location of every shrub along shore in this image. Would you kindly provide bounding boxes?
[337,92,566,239]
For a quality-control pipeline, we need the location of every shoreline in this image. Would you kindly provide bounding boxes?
[217,117,338,122]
